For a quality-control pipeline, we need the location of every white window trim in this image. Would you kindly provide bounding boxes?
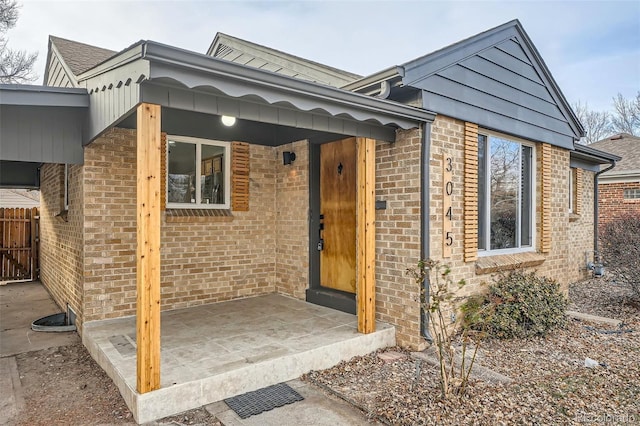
[166,135,231,209]
[623,188,640,199]
[64,164,70,210]
[568,168,575,213]
[478,129,537,257]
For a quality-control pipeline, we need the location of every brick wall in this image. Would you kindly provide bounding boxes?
[598,181,640,223]
[38,119,599,349]
[275,140,310,300]
[568,170,595,282]
[82,129,138,321]
[39,163,84,327]
[422,115,591,337]
[375,128,424,349]
[82,128,281,322]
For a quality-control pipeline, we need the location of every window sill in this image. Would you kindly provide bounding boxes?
[569,213,580,222]
[476,252,545,275]
[165,209,233,223]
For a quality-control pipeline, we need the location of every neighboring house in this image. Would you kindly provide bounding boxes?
[589,133,640,223]
[0,189,40,208]
[0,19,618,422]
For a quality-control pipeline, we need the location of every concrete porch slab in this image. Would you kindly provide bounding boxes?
[83,294,395,423]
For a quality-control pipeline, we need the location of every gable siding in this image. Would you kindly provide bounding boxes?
[410,37,576,148]
[46,52,75,88]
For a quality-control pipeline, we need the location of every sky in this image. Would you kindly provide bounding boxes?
[5,0,640,113]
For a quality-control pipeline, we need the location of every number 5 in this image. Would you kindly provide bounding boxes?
[445,232,453,246]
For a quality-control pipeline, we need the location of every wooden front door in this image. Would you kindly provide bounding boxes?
[320,138,357,293]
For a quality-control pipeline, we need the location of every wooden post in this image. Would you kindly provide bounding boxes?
[136,103,162,394]
[356,137,376,334]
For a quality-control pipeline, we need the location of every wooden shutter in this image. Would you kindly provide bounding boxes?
[539,143,552,253]
[575,168,583,215]
[463,122,479,262]
[231,142,250,211]
[160,133,167,211]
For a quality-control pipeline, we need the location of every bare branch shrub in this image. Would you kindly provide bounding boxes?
[407,259,482,399]
[600,214,640,298]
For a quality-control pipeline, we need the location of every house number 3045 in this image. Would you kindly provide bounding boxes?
[443,155,453,258]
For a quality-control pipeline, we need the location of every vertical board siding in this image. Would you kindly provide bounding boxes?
[463,122,479,262]
[0,208,39,281]
[0,106,84,164]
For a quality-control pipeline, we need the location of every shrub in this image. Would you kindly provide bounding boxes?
[407,259,480,399]
[600,214,640,298]
[463,270,567,339]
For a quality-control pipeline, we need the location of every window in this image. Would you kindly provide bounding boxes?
[569,168,576,213]
[478,132,534,254]
[167,136,230,209]
[623,188,640,200]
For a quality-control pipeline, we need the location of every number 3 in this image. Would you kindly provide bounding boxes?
[445,157,452,172]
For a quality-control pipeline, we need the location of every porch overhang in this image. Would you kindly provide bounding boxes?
[0,85,89,188]
[78,41,434,145]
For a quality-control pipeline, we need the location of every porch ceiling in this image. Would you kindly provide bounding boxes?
[118,105,351,146]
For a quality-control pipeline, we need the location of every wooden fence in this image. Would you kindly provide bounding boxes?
[0,208,39,282]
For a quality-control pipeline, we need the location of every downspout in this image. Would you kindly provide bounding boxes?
[593,160,616,259]
[420,122,433,342]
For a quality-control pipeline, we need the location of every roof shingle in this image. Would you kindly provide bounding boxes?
[50,36,116,76]
[590,133,640,176]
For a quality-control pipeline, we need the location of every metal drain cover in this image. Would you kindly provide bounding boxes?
[224,383,304,419]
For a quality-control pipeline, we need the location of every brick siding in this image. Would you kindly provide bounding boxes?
[38,119,599,348]
[275,140,310,300]
[598,182,640,223]
[39,163,84,327]
[375,128,423,349]
[425,115,594,334]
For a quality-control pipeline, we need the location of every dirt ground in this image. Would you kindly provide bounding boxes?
[9,343,221,426]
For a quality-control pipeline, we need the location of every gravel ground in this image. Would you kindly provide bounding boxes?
[304,278,640,425]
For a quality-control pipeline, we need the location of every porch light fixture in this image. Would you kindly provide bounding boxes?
[221,115,236,126]
[283,151,296,165]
